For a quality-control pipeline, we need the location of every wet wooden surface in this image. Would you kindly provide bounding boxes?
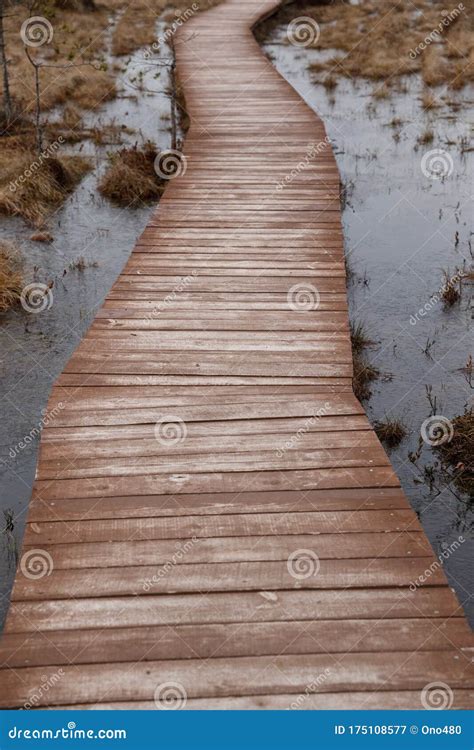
[0,0,472,710]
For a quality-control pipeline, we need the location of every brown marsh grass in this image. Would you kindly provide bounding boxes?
[98,142,165,206]
[0,241,23,314]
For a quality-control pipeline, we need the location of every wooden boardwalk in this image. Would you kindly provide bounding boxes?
[0,0,472,709]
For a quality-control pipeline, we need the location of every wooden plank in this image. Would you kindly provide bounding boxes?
[5,588,464,634]
[24,511,423,544]
[12,558,445,600]
[27,487,411,523]
[18,530,426,571]
[1,652,471,708]
[2,619,472,669]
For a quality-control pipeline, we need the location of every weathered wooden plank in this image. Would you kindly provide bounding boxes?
[1,652,471,708]
[2,619,472,668]
[6,588,463,634]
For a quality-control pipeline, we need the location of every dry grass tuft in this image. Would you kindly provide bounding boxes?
[441,269,462,307]
[353,354,380,402]
[375,417,408,448]
[434,409,474,497]
[98,142,165,206]
[350,321,374,354]
[417,128,435,145]
[0,151,91,226]
[0,241,23,314]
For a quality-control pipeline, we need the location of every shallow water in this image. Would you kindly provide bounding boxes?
[262,24,473,622]
[0,24,177,624]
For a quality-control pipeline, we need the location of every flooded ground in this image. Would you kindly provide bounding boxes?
[0,5,472,628]
[0,21,177,624]
[262,15,473,622]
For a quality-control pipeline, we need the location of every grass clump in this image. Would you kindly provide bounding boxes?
[434,409,474,498]
[0,241,23,314]
[353,354,380,402]
[417,128,435,145]
[98,143,165,206]
[350,321,374,354]
[374,417,408,448]
[0,152,91,227]
[441,269,462,307]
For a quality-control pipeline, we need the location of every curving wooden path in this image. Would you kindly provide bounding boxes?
[0,0,472,709]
